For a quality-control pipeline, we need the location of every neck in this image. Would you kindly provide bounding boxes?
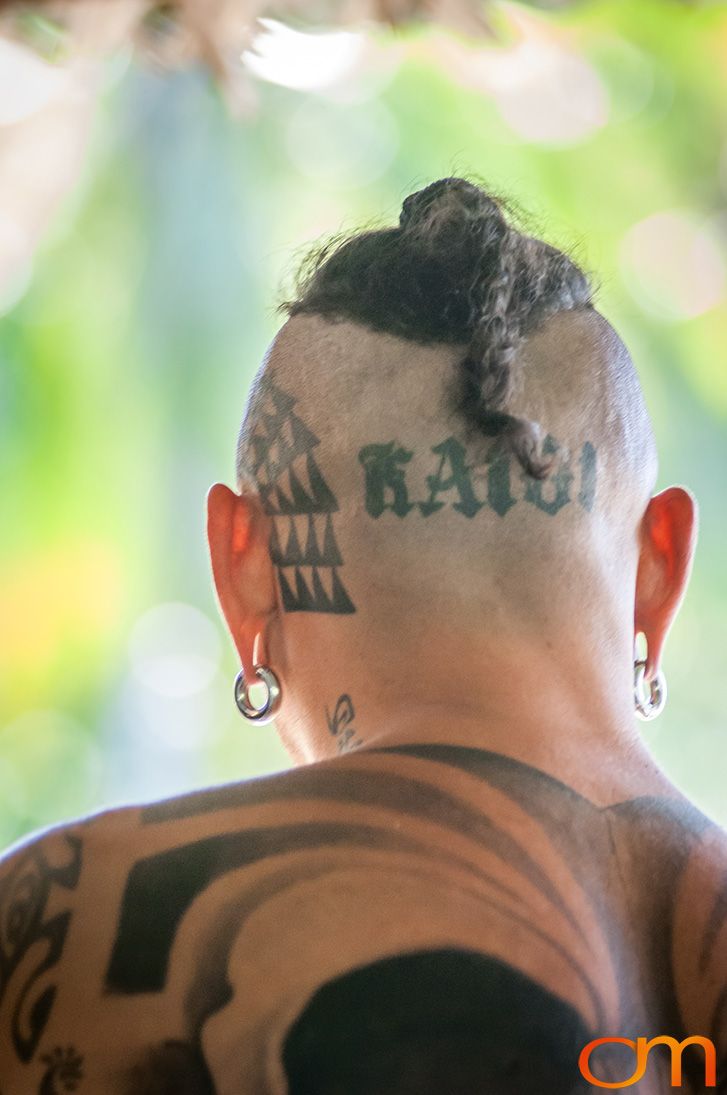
[359,702,676,807]
[277,613,683,808]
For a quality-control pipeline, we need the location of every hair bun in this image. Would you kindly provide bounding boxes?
[399,177,492,232]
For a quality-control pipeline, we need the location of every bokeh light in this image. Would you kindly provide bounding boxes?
[0,37,70,125]
[285,97,399,189]
[243,20,366,92]
[128,601,222,699]
[486,40,610,146]
[620,210,726,322]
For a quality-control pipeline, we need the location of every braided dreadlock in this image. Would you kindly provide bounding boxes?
[283,177,595,479]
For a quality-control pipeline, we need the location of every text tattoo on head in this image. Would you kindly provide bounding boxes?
[358,436,596,519]
[243,377,597,617]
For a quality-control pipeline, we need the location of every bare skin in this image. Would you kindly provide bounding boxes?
[1,728,725,1093]
[1,311,725,1094]
[208,478,694,806]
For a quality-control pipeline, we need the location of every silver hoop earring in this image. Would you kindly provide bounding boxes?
[633,659,667,721]
[234,664,281,724]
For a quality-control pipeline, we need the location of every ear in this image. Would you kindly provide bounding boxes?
[634,485,698,679]
[206,482,277,680]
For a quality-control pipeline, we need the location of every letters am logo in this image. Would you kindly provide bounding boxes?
[579,1035,717,1088]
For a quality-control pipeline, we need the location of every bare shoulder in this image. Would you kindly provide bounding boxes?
[0,777,293,1093]
[0,798,144,908]
[669,809,727,1065]
[7,752,723,1093]
[0,749,604,1093]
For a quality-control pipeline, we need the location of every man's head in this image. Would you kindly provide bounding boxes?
[207,177,696,763]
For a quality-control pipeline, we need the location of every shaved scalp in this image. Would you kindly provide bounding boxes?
[235,177,658,623]
[280,175,596,479]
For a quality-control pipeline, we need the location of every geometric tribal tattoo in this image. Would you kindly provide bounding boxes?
[245,380,356,615]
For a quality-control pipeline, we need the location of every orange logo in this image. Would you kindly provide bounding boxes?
[578,1035,717,1088]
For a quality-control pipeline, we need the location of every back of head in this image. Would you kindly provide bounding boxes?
[280,175,596,480]
[236,176,657,643]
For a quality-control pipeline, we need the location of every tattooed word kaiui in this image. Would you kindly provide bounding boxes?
[358,435,596,519]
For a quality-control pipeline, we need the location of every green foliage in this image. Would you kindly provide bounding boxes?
[1,2,726,845]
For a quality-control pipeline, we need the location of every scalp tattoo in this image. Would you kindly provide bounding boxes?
[242,378,356,615]
[240,374,597,618]
[359,437,597,519]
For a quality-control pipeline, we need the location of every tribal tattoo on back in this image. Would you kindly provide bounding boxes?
[98,745,726,1094]
[2,750,725,1092]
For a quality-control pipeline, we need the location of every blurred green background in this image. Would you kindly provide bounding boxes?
[1,0,726,847]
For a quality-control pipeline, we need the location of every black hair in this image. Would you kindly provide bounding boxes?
[282,176,596,479]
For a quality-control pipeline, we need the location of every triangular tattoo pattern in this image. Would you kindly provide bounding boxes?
[246,379,356,614]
